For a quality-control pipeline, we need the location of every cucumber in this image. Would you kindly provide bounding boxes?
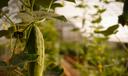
[25,23,45,76]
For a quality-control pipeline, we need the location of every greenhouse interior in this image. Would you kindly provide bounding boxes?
[0,0,128,76]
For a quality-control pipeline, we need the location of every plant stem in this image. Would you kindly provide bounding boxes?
[12,38,18,57]
[47,0,54,12]
[10,34,12,53]
[22,22,34,32]
[19,0,30,8]
[31,0,35,12]
[2,12,16,30]
[115,35,128,53]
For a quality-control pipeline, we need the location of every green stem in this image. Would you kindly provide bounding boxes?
[19,0,30,8]
[115,35,128,53]
[2,13,16,30]
[12,38,18,57]
[10,34,13,53]
[31,0,35,12]
[22,22,34,32]
[47,0,54,12]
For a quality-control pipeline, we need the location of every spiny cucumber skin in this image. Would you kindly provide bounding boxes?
[26,24,45,76]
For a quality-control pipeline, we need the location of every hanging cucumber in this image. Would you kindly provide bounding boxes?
[24,23,45,76]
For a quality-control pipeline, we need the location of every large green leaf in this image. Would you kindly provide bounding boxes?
[94,24,119,36]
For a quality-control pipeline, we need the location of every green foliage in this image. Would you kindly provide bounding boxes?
[30,0,75,10]
[60,42,86,56]
[45,65,63,76]
[53,15,67,22]
[39,20,59,42]
[10,53,38,65]
[66,0,76,3]
[94,24,119,36]
[71,27,80,31]
[92,16,102,23]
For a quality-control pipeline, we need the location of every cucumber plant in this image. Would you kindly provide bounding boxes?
[24,23,45,76]
[0,0,76,76]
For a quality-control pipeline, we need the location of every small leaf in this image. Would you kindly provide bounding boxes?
[53,15,67,22]
[102,0,110,4]
[71,28,79,31]
[10,53,38,65]
[94,24,119,36]
[94,5,99,8]
[92,16,102,23]
[76,4,86,8]
[51,3,63,9]
[98,8,106,13]
[66,0,76,3]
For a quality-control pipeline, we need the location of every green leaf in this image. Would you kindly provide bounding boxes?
[34,0,58,9]
[66,0,76,3]
[10,53,38,65]
[34,0,76,10]
[76,4,86,8]
[71,28,79,31]
[102,0,110,4]
[94,24,119,36]
[94,5,99,8]
[92,16,102,23]
[53,15,67,22]
[51,3,63,10]
[98,8,106,13]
